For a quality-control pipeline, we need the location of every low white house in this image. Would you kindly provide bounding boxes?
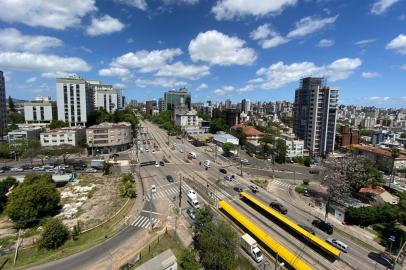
[213,132,239,146]
[40,127,86,147]
[280,133,304,158]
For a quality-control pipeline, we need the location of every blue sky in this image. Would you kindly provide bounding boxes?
[0,0,405,107]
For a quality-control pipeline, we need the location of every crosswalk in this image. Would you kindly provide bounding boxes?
[145,183,191,201]
[130,215,161,229]
[271,179,293,188]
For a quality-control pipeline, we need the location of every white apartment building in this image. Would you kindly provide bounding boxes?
[24,96,57,123]
[90,81,122,113]
[86,122,132,154]
[56,77,94,126]
[280,133,304,158]
[40,127,86,147]
[8,127,43,144]
[174,109,202,129]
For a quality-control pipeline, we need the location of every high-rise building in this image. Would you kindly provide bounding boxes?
[90,81,122,113]
[56,76,94,126]
[145,100,156,115]
[225,99,232,109]
[164,87,191,110]
[0,71,7,136]
[293,77,339,156]
[158,98,166,112]
[241,99,251,113]
[24,96,57,123]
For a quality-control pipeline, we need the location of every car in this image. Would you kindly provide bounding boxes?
[85,168,98,173]
[45,169,55,173]
[0,170,4,173]
[270,202,288,214]
[145,149,149,152]
[159,161,165,166]
[368,252,394,269]
[0,166,11,171]
[234,186,243,192]
[240,159,250,164]
[10,167,24,172]
[303,188,310,197]
[21,165,32,170]
[166,175,174,182]
[312,219,334,235]
[219,168,227,174]
[326,238,348,253]
[33,166,44,171]
[74,166,84,171]
[299,224,315,235]
[109,153,119,158]
[224,175,232,181]
[186,208,196,220]
[155,161,160,168]
[250,185,259,193]
[151,185,157,193]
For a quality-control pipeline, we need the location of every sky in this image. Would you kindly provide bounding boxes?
[0,0,405,108]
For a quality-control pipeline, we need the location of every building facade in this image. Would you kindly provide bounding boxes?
[91,82,122,113]
[40,127,85,147]
[293,77,339,156]
[241,99,251,113]
[8,127,42,144]
[0,71,6,136]
[24,97,57,123]
[56,77,94,126]
[222,109,240,127]
[164,87,191,110]
[336,125,360,147]
[86,122,132,154]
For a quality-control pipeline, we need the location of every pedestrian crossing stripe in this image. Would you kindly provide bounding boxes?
[272,180,292,188]
[146,183,191,201]
[130,215,161,229]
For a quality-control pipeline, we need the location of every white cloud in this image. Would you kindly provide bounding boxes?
[26,77,37,83]
[317,39,335,47]
[127,38,135,44]
[111,48,182,72]
[41,72,77,79]
[135,78,187,88]
[99,67,131,78]
[355,39,376,46]
[0,28,62,53]
[155,62,210,80]
[0,52,91,72]
[250,24,274,40]
[189,30,256,66]
[287,15,338,39]
[0,0,96,30]
[114,83,126,88]
[371,0,400,15]
[196,83,208,91]
[401,64,406,70]
[368,96,390,101]
[212,0,297,20]
[114,0,147,10]
[213,85,234,96]
[86,15,125,36]
[260,36,289,49]
[162,0,199,4]
[362,71,381,78]
[386,34,406,54]
[238,84,255,93]
[252,57,362,89]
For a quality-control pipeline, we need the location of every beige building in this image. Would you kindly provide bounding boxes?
[86,122,132,154]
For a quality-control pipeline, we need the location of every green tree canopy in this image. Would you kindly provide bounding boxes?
[222,142,234,153]
[8,96,16,112]
[38,218,69,250]
[260,134,274,144]
[275,139,287,164]
[87,108,112,126]
[6,174,60,228]
[194,205,214,235]
[401,132,406,139]
[0,177,17,213]
[49,120,68,130]
[179,249,200,270]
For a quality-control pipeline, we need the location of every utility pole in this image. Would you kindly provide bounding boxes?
[240,161,243,176]
[149,187,153,231]
[178,173,182,214]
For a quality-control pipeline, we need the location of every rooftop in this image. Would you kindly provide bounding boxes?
[232,124,264,137]
[88,122,131,129]
[351,144,406,159]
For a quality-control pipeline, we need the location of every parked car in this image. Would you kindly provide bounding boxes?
[166,175,174,182]
[45,169,55,173]
[269,202,288,214]
[159,161,165,166]
[109,153,119,158]
[0,170,4,173]
[326,238,348,253]
[151,185,157,193]
[219,168,227,174]
[240,159,250,164]
[32,166,44,171]
[0,166,11,171]
[298,224,315,235]
[303,188,310,197]
[234,186,243,192]
[21,165,32,170]
[155,161,160,168]
[74,166,84,171]
[10,167,24,172]
[186,208,196,220]
[224,175,232,181]
[250,185,259,193]
[312,219,334,235]
[85,168,98,173]
[368,252,394,269]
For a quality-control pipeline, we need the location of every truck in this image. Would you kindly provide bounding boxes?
[203,160,211,168]
[240,234,263,263]
[187,190,200,209]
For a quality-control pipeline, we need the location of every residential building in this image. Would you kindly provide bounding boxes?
[24,96,57,123]
[372,131,390,145]
[86,122,132,154]
[222,109,240,127]
[146,100,156,116]
[56,76,94,126]
[358,186,399,205]
[40,127,85,147]
[164,87,191,110]
[0,71,6,136]
[158,98,166,112]
[361,117,376,129]
[336,125,360,147]
[280,133,304,158]
[91,81,122,113]
[293,77,339,156]
[225,99,232,109]
[241,99,251,113]
[174,109,201,129]
[232,124,264,144]
[134,249,177,270]
[8,126,42,144]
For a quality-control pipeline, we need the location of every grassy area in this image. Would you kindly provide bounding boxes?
[334,226,381,253]
[4,199,134,270]
[251,179,268,190]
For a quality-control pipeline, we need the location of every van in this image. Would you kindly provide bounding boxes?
[326,238,348,253]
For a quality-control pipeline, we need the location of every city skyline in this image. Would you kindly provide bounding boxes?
[0,1,405,108]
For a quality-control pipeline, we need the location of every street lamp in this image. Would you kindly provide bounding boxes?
[389,235,396,254]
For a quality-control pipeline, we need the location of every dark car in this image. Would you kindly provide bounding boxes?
[1,166,11,171]
[270,202,288,214]
[312,219,334,235]
[250,185,259,193]
[74,166,84,171]
[159,161,165,166]
[21,165,33,170]
[166,175,174,182]
[368,252,394,269]
[109,153,119,158]
[234,186,243,192]
[219,168,227,174]
[303,189,310,197]
[299,224,315,235]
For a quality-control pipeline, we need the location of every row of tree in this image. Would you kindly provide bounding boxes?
[151,110,181,136]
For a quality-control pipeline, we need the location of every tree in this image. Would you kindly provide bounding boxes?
[230,128,246,146]
[7,112,24,125]
[0,177,17,213]
[401,132,406,139]
[21,138,41,165]
[78,138,87,148]
[222,142,234,155]
[72,222,81,241]
[38,218,69,250]
[6,174,60,228]
[0,143,10,159]
[8,96,16,112]
[194,220,238,270]
[87,108,112,126]
[102,162,113,175]
[119,173,137,198]
[280,116,293,127]
[179,249,200,270]
[275,139,287,164]
[193,205,214,235]
[49,120,68,130]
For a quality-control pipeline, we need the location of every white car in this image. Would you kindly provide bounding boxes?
[151,185,157,193]
[32,166,44,171]
[0,170,4,173]
[45,169,54,173]
[10,167,24,172]
[85,168,98,173]
[145,149,149,152]
[155,161,160,168]
[326,238,348,253]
